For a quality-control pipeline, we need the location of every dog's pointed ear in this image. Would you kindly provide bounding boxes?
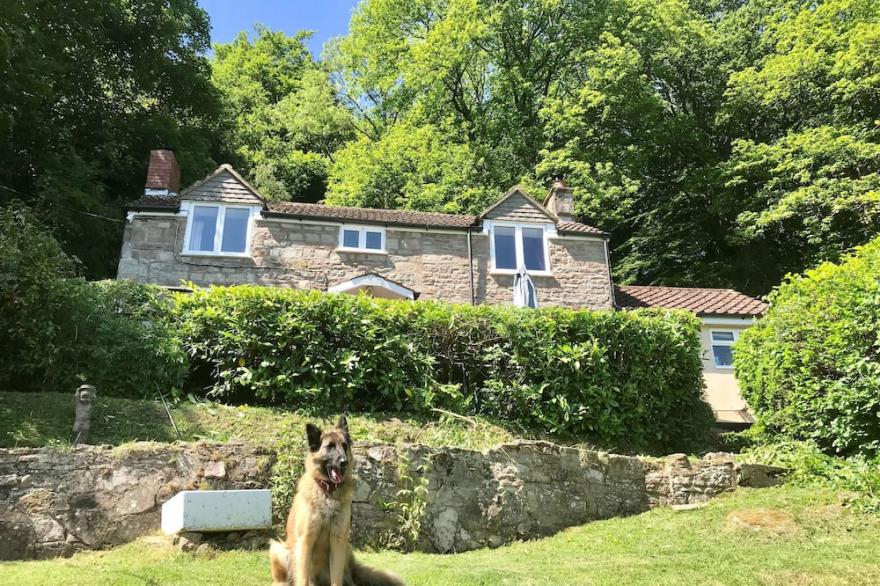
[306,423,322,452]
[336,415,350,444]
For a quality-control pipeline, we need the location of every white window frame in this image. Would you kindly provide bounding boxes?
[709,329,739,369]
[181,202,259,257]
[486,221,554,276]
[336,224,386,254]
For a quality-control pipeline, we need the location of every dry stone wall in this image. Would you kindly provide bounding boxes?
[0,441,783,560]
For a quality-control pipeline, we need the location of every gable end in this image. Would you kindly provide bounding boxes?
[481,187,558,224]
[181,166,264,206]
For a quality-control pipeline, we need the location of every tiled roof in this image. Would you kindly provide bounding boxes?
[557,221,606,236]
[615,285,767,317]
[126,170,605,235]
[128,195,181,209]
[265,201,478,229]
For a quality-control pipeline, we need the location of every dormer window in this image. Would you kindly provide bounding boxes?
[488,222,552,275]
[182,202,258,256]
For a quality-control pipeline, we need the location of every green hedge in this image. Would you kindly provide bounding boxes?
[174,285,712,452]
[0,206,187,396]
[736,237,880,456]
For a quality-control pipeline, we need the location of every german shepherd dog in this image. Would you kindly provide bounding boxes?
[269,416,405,586]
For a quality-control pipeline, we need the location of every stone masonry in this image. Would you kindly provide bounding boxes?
[0,441,783,560]
[117,214,613,309]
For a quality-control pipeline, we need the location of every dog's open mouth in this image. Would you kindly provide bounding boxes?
[326,465,343,486]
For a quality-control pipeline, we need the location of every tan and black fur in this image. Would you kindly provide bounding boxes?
[270,416,404,586]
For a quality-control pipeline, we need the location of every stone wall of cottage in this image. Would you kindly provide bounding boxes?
[117,214,613,308]
[0,441,784,560]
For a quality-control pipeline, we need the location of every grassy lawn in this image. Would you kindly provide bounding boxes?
[0,391,531,450]
[2,486,878,585]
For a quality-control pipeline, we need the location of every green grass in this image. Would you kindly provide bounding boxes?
[0,391,527,450]
[1,486,878,585]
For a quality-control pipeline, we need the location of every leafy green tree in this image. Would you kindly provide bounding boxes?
[718,0,880,291]
[326,123,496,213]
[0,0,225,278]
[212,27,354,202]
[326,0,880,295]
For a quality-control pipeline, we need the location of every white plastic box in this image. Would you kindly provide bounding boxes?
[161,490,272,534]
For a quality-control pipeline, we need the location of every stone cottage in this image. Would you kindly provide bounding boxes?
[118,150,765,424]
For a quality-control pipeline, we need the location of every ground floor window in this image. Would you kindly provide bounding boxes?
[710,330,739,368]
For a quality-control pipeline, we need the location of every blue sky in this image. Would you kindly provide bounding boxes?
[198,0,360,56]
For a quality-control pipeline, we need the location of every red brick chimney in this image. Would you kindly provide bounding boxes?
[144,149,181,196]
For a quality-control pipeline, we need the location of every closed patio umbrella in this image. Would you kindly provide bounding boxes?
[513,262,538,308]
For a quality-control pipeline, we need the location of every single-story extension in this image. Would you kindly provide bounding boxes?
[615,286,767,427]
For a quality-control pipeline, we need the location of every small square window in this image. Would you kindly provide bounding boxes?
[342,229,360,248]
[712,345,734,367]
[365,231,383,250]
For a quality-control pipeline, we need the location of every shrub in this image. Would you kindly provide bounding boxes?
[0,206,186,396]
[736,237,880,456]
[173,285,712,452]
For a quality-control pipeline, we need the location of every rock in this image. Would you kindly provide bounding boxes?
[738,463,786,488]
[239,530,269,550]
[178,531,203,546]
[32,516,66,542]
[727,508,799,534]
[204,461,226,479]
[16,489,58,514]
[0,474,17,487]
[226,531,241,543]
[195,543,214,556]
[177,537,197,552]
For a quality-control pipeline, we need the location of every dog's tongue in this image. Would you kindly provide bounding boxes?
[329,468,342,485]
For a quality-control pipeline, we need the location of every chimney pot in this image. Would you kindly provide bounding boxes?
[144,149,181,196]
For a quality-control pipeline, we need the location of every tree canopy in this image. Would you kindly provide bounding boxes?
[323,0,880,294]
[1,0,877,294]
[211,26,355,202]
[0,0,226,278]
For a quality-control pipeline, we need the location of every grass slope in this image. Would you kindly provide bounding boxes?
[0,391,523,450]
[1,487,878,585]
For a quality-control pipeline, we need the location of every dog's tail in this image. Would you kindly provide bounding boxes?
[350,556,406,586]
[269,540,291,586]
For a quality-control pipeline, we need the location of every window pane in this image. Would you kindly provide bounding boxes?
[494,226,516,269]
[711,331,735,342]
[220,208,249,253]
[189,206,218,252]
[522,227,546,271]
[342,229,360,248]
[365,231,382,250]
[713,345,734,367]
